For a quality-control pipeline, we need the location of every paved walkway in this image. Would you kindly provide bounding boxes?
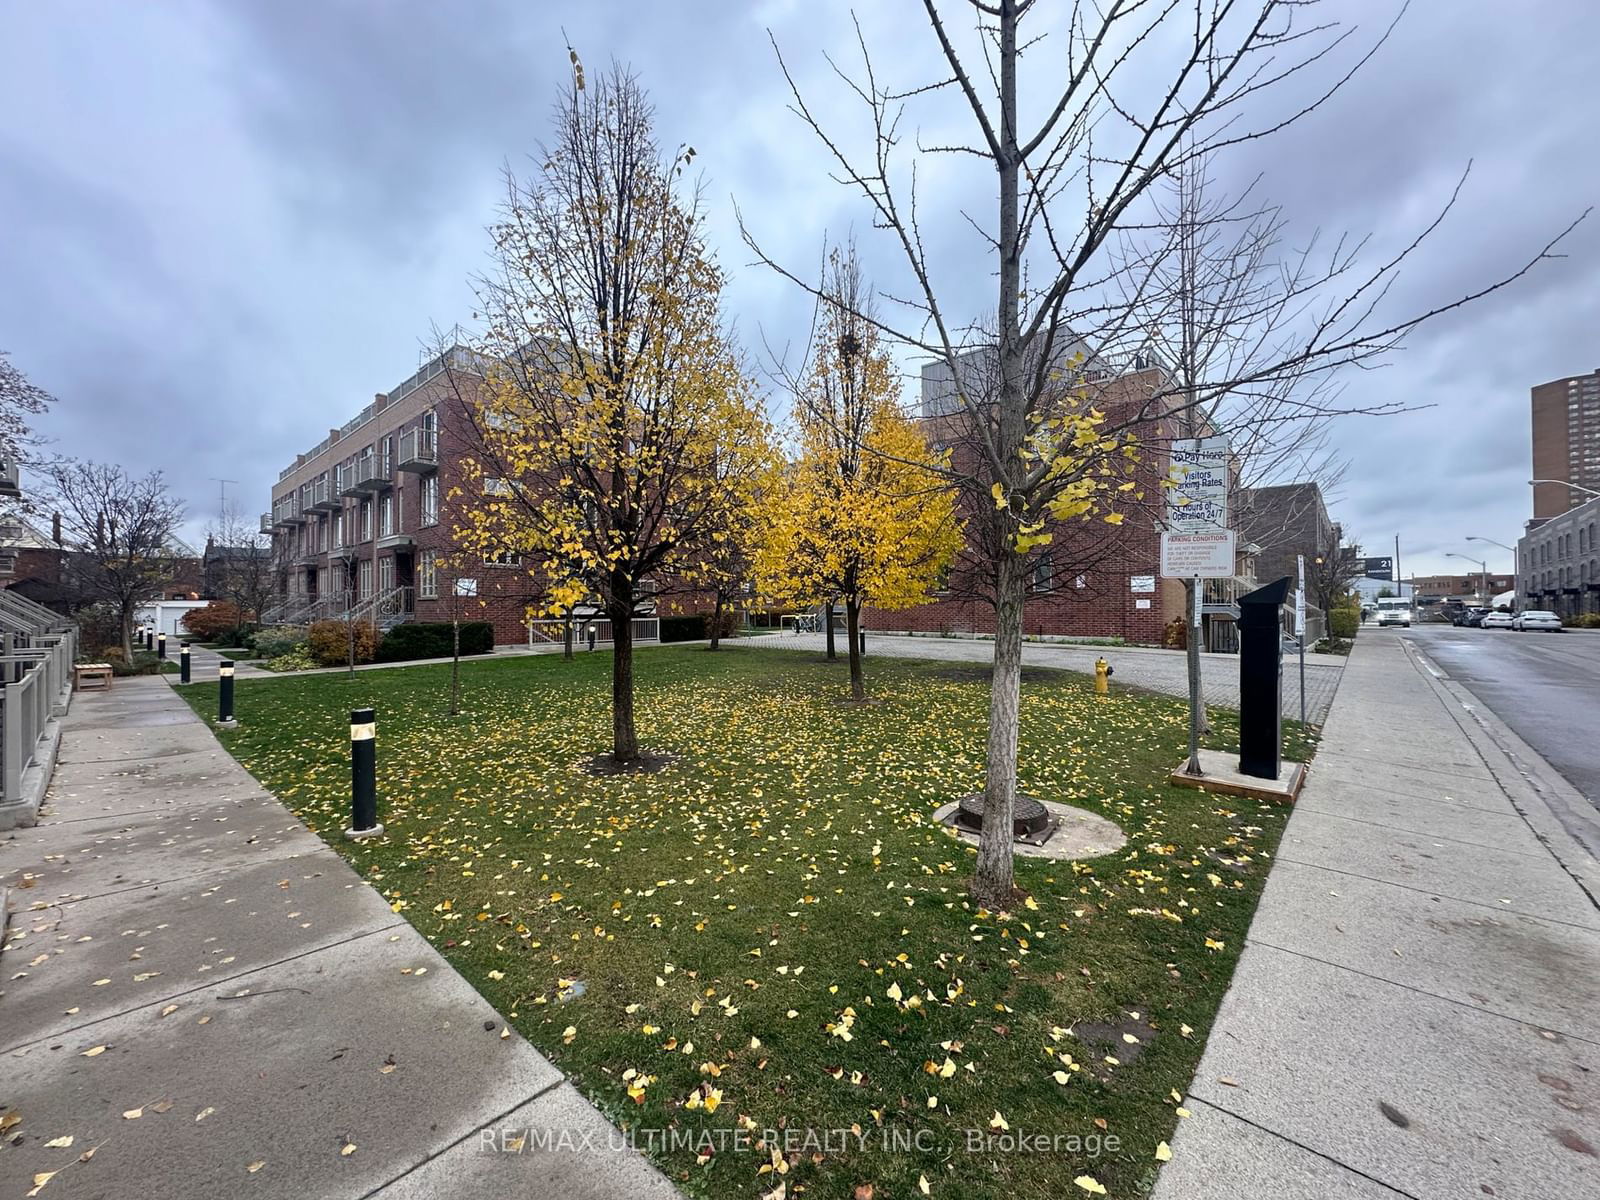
[1152,632,1600,1198]
[735,631,1346,722]
[0,677,677,1199]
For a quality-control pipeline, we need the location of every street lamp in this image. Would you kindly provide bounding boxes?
[1465,535,1515,593]
[1528,478,1600,500]
[1444,552,1489,606]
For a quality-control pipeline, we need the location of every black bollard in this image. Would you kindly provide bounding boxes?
[1237,578,1290,779]
[344,707,383,840]
[586,624,597,652]
[179,643,191,684]
[858,629,866,656]
[157,631,167,660]
[217,659,237,727]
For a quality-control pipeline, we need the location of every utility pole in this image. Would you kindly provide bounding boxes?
[1394,535,1402,602]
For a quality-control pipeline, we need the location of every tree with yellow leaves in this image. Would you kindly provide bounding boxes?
[758,250,961,702]
[455,58,772,766]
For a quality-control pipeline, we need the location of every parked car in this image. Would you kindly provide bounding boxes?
[1453,607,1486,626]
[1464,609,1489,627]
[1511,609,1563,632]
[1480,611,1514,629]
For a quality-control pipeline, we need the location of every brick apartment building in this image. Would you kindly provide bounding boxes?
[265,346,544,645]
[862,353,1201,646]
[1410,573,1515,603]
[1531,368,1600,519]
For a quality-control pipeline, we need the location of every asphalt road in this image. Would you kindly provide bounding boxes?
[1403,623,1600,809]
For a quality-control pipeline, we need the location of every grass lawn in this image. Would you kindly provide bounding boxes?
[183,646,1314,1200]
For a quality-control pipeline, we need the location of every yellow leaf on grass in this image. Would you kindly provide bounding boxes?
[1156,1141,1173,1162]
[1073,1177,1107,1195]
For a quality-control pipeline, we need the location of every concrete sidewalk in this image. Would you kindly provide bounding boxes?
[1153,632,1600,1198]
[734,631,1347,722]
[0,677,677,1199]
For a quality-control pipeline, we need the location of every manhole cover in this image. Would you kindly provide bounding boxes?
[955,792,1052,839]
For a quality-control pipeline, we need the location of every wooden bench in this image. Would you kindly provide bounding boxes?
[74,663,114,691]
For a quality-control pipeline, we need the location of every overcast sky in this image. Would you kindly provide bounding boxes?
[2,1,1595,581]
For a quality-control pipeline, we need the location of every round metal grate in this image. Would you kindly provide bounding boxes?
[955,792,1051,838]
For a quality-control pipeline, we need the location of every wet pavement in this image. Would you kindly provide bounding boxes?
[1403,624,1600,812]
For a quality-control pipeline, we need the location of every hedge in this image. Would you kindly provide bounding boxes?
[376,621,495,663]
[1328,605,1360,639]
[659,611,737,643]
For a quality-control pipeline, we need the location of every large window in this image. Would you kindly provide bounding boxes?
[360,498,373,541]
[1031,554,1054,593]
[358,559,373,600]
[419,549,438,599]
[420,474,439,526]
[380,495,394,538]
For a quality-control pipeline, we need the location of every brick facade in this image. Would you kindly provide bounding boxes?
[267,349,545,646]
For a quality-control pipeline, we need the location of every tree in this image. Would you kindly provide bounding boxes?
[48,461,183,659]
[752,0,1581,906]
[456,57,773,765]
[204,508,274,628]
[0,351,53,466]
[758,250,961,700]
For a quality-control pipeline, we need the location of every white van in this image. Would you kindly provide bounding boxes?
[1376,597,1412,627]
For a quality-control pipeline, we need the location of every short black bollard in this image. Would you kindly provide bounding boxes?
[586,624,597,652]
[858,629,866,656]
[179,643,191,684]
[157,631,167,660]
[344,707,384,840]
[216,659,237,727]
[142,627,151,650]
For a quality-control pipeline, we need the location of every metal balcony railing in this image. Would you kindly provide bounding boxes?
[397,427,437,472]
[259,512,273,534]
[306,474,337,511]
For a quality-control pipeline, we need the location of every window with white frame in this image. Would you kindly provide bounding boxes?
[378,556,394,593]
[419,549,438,599]
[1031,554,1054,592]
[482,476,510,497]
[380,494,393,538]
[484,549,521,567]
[359,559,373,599]
[360,498,373,541]
[420,474,439,525]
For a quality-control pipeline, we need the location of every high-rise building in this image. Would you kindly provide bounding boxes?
[1531,368,1600,518]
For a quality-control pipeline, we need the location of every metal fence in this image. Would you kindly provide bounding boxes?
[0,590,76,808]
[527,617,661,646]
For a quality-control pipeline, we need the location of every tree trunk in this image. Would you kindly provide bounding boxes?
[973,551,1026,907]
[563,612,574,661]
[120,606,134,663]
[609,600,638,763]
[709,593,724,651]
[845,595,865,701]
[1183,578,1206,774]
[824,601,836,659]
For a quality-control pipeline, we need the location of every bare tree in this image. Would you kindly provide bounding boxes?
[204,507,274,628]
[0,351,53,465]
[48,462,183,659]
[750,0,1583,906]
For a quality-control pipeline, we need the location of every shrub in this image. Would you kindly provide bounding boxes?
[251,626,307,660]
[1328,605,1360,639]
[308,619,377,667]
[659,615,705,643]
[376,621,495,663]
[182,601,244,641]
[265,648,319,672]
[1564,612,1600,629]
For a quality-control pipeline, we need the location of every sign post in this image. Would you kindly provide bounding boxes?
[1295,554,1307,725]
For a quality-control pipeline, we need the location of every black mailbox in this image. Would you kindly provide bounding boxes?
[1237,577,1290,779]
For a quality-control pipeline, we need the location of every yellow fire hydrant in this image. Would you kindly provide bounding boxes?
[1094,657,1113,696]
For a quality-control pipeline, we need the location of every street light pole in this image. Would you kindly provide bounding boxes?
[1445,553,1489,606]
[1465,535,1516,597]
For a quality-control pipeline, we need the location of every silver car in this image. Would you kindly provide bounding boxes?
[1511,609,1563,632]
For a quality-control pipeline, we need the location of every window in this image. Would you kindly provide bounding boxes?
[1031,555,1054,592]
[378,556,394,593]
[420,474,439,525]
[380,495,393,538]
[484,550,522,567]
[358,559,373,600]
[483,476,510,497]
[360,498,373,541]
[419,550,438,599]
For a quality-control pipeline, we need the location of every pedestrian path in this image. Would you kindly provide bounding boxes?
[1152,633,1600,1198]
[734,631,1347,722]
[0,676,678,1199]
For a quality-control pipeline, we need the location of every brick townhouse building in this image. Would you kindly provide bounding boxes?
[265,346,546,645]
[862,352,1209,646]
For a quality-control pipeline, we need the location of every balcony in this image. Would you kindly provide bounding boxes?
[341,450,392,495]
[397,426,437,472]
[259,512,273,534]
[1201,575,1256,617]
[307,474,338,511]
[274,497,305,526]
